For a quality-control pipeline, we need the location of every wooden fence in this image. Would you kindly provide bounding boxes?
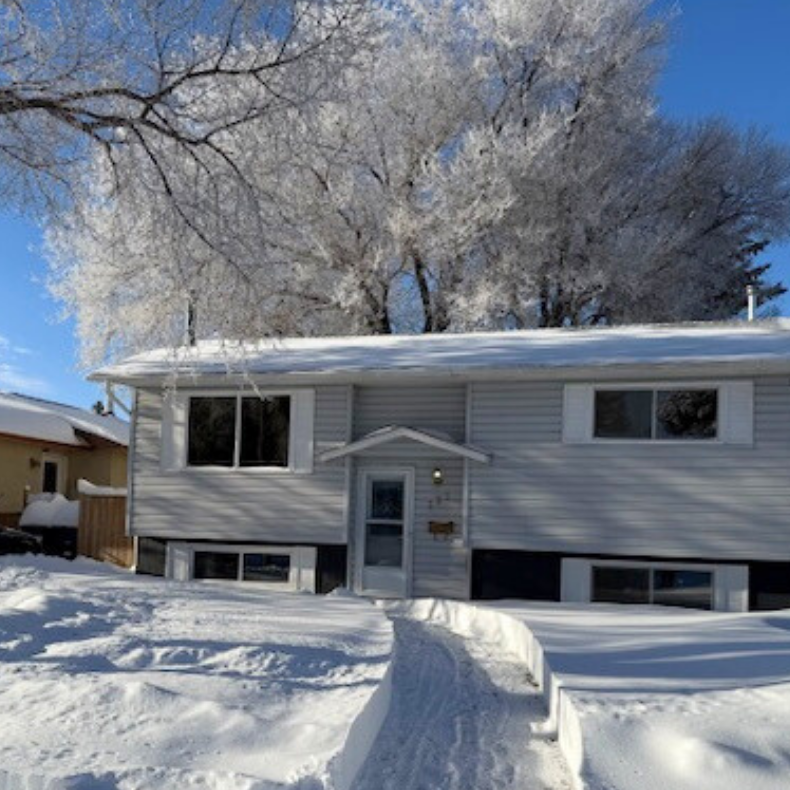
[77,492,134,568]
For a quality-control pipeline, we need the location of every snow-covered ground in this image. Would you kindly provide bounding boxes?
[0,557,392,790]
[406,599,790,790]
[6,557,789,790]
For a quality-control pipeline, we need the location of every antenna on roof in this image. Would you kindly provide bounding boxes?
[746,283,757,322]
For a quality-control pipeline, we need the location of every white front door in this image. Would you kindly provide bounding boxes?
[357,470,413,598]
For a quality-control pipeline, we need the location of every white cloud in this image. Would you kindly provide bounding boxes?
[0,363,50,395]
[0,333,49,394]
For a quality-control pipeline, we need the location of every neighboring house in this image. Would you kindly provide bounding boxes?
[91,321,790,612]
[0,393,129,526]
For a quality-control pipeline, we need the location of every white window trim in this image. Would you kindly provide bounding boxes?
[562,380,753,446]
[161,387,315,475]
[166,541,317,592]
[561,557,749,612]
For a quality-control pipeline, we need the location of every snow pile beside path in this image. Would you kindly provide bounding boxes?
[403,599,790,790]
[19,493,79,527]
[0,557,392,790]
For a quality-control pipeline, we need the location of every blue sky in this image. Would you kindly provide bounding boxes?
[1,0,789,409]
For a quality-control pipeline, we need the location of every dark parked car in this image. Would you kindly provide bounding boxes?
[0,528,43,556]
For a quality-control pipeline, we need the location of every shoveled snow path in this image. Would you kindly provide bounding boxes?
[352,615,572,790]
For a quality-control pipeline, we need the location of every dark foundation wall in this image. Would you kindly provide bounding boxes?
[135,537,348,594]
[749,562,790,610]
[137,537,168,576]
[315,545,348,594]
[472,550,562,602]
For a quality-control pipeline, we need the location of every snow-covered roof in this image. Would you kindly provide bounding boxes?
[0,393,129,448]
[90,320,790,384]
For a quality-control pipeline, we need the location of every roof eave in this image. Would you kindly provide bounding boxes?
[89,357,790,389]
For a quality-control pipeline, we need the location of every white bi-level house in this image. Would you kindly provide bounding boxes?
[92,321,790,612]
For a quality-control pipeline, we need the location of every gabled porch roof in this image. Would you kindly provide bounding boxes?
[317,425,492,464]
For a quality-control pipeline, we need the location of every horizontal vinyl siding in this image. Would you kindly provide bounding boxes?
[354,385,466,441]
[131,386,349,542]
[351,385,468,598]
[469,377,790,561]
[352,456,468,600]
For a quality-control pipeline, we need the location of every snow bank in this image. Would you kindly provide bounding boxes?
[19,493,79,528]
[0,557,393,790]
[403,599,790,790]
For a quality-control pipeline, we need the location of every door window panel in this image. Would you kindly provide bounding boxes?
[365,478,406,568]
[365,523,403,567]
[370,481,404,520]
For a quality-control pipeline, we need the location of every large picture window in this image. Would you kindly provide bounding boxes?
[594,388,717,441]
[187,394,291,468]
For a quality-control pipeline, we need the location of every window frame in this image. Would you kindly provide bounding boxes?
[185,389,296,472]
[590,558,716,610]
[167,542,316,592]
[591,382,721,444]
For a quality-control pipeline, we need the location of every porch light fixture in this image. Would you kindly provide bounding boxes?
[432,467,444,486]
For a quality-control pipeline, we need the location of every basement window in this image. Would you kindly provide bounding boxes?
[194,550,239,581]
[592,564,713,610]
[242,553,291,583]
[167,543,316,592]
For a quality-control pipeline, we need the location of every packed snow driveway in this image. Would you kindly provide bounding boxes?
[352,614,572,790]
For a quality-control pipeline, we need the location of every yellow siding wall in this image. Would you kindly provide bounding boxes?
[0,436,127,519]
[68,447,128,493]
[0,438,42,515]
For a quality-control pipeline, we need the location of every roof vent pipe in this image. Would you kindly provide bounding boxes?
[746,284,756,322]
[186,294,197,346]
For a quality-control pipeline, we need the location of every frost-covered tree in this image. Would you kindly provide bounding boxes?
[0,0,369,212]
[48,0,790,365]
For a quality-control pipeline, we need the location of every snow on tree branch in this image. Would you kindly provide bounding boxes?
[44,0,790,366]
